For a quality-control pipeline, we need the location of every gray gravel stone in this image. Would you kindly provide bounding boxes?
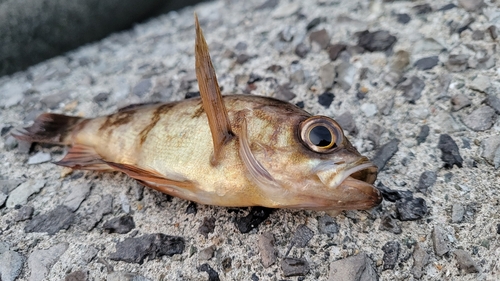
[432,226,450,256]
[319,62,336,89]
[63,184,91,211]
[416,125,429,145]
[379,215,402,234]
[390,50,410,73]
[468,75,491,93]
[458,0,485,12]
[6,180,45,208]
[64,270,87,281]
[481,136,500,166]
[14,205,34,222]
[454,249,480,273]
[271,1,301,19]
[416,171,437,193]
[0,180,19,193]
[258,232,276,268]
[328,43,347,61]
[120,193,131,214]
[382,241,400,270]
[335,111,358,136]
[446,54,469,72]
[484,95,500,114]
[317,215,339,236]
[438,134,463,168]
[397,76,425,104]
[27,151,51,165]
[414,56,439,70]
[28,243,68,281]
[452,203,465,223]
[451,94,471,111]
[132,79,152,97]
[462,106,496,131]
[357,30,396,52]
[372,139,399,171]
[198,216,216,238]
[336,61,356,90]
[0,192,7,206]
[328,253,378,281]
[309,29,330,50]
[360,103,377,117]
[107,271,152,281]
[412,244,430,279]
[281,257,309,277]
[198,245,216,261]
[103,215,135,234]
[25,205,75,235]
[82,194,113,231]
[289,63,305,85]
[295,42,310,58]
[0,249,24,281]
[275,84,296,101]
[291,224,314,248]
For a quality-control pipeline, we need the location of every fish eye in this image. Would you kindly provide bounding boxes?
[299,116,344,153]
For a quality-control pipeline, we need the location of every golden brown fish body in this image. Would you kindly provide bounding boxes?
[13,15,381,211]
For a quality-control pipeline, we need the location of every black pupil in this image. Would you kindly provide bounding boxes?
[309,126,333,147]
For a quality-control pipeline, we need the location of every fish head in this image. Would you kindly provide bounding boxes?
[249,114,382,211]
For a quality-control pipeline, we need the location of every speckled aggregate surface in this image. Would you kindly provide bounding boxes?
[1,0,500,280]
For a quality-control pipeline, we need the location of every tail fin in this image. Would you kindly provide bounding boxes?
[12,113,85,145]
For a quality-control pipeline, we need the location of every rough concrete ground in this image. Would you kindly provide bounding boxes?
[1,0,500,280]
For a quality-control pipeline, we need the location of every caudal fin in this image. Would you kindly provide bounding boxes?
[12,113,85,145]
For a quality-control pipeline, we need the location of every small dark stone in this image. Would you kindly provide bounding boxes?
[291,224,314,248]
[454,249,480,273]
[248,74,263,84]
[295,101,304,109]
[365,124,385,148]
[438,3,457,11]
[251,273,259,281]
[327,44,347,61]
[497,224,500,234]
[317,215,339,235]
[14,205,34,222]
[371,139,400,171]
[198,217,216,238]
[471,30,484,40]
[357,30,397,52]
[432,226,450,256]
[451,94,472,111]
[255,0,279,10]
[306,17,322,31]
[222,257,232,271]
[185,91,200,99]
[416,125,429,145]
[328,253,378,280]
[382,241,400,270]
[446,54,469,72]
[396,13,411,24]
[93,92,110,103]
[396,197,428,221]
[309,29,330,49]
[103,215,135,234]
[236,54,252,64]
[488,25,498,40]
[484,95,500,114]
[25,205,75,235]
[109,233,185,264]
[198,263,220,281]
[267,64,283,72]
[397,76,425,103]
[276,84,297,101]
[1,125,13,136]
[379,215,402,234]
[417,171,437,193]
[335,111,358,135]
[318,92,335,108]
[235,207,273,233]
[281,257,310,277]
[65,270,87,281]
[413,4,432,14]
[234,41,247,51]
[376,184,413,202]
[414,56,439,70]
[132,79,152,97]
[438,134,463,168]
[186,202,197,215]
[294,43,310,58]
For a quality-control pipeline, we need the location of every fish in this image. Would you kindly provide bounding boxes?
[13,14,382,211]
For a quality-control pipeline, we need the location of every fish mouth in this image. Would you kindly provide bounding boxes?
[340,159,382,209]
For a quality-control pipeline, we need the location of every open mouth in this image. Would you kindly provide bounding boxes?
[342,161,382,207]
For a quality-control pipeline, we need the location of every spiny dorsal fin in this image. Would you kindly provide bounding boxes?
[194,13,234,165]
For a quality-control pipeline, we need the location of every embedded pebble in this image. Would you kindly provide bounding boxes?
[413,3,432,14]
[319,62,336,88]
[452,204,465,223]
[27,151,51,165]
[471,30,484,40]
[198,263,220,281]
[396,197,427,221]
[451,94,471,111]
[462,106,496,131]
[278,26,294,42]
[396,13,411,24]
[488,25,498,40]
[291,224,314,248]
[382,241,400,270]
[484,95,500,114]
[25,205,75,235]
[235,207,272,233]
[439,3,457,11]
[28,243,68,281]
[63,184,91,211]
[416,125,429,145]
[366,123,386,149]
[103,215,136,234]
[318,92,335,108]
[336,62,356,91]
[412,244,430,279]
[0,192,7,206]
[327,43,347,61]
[0,179,23,193]
[438,134,463,168]
[132,79,152,97]
[397,76,425,104]
[357,30,396,52]
[414,56,439,70]
[295,43,310,58]
[458,0,484,12]
[198,216,216,238]
[416,171,437,193]
[328,253,378,281]
[186,202,198,215]
[371,139,400,171]
[454,249,480,273]
[468,75,491,93]
[446,54,469,72]
[276,84,297,101]
[6,180,46,208]
[109,233,185,263]
[82,194,113,231]
[107,271,151,281]
[258,232,277,267]
[14,205,34,222]
[335,111,358,135]
[317,215,339,236]
[379,215,402,234]
[390,50,410,73]
[198,245,216,261]
[64,271,87,281]
[309,29,330,50]
[281,257,310,277]
[0,248,24,281]
[377,184,413,202]
[481,136,500,165]
[360,103,377,117]
[255,0,278,10]
[289,63,305,85]
[432,226,450,256]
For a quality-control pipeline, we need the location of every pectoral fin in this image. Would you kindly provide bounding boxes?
[194,13,234,165]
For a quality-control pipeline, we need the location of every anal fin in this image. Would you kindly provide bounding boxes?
[54,144,111,171]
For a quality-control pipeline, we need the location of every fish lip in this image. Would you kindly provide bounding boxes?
[342,158,382,208]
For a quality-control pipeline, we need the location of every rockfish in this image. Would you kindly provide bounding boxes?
[13,15,382,211]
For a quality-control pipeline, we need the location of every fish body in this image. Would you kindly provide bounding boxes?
[13,15,382,211]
